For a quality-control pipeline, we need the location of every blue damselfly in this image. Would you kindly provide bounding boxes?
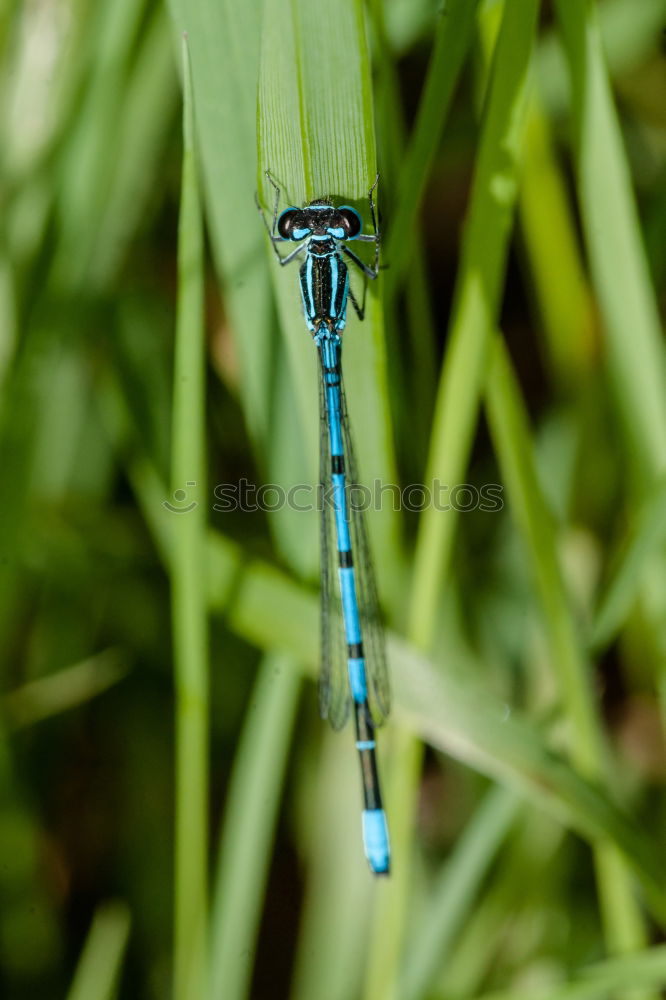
[257,172,391,875]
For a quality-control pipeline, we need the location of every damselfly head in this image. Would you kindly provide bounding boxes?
[278,200,364,241]
[303,201,340,236]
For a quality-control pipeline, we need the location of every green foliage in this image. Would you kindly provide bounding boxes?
[1,0,666,998]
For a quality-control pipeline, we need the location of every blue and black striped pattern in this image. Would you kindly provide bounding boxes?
[318,336,390,874]
[300,237,349,333]
[258,174,390,874]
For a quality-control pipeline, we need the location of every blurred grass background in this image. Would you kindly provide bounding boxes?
[1,0,666,998]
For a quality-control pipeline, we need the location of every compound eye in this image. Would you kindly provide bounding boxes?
[338,206,362,238]
[277,208,300,240]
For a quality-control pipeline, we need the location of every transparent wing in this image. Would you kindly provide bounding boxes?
[318,366,351,731]
[339,372,391,726]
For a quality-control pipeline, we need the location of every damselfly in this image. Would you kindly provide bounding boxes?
[257,172,391,875]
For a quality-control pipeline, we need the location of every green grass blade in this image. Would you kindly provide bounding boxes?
[90,6,178,288]
[166,0,273,449]
[485,337,655,986]
[439,812,566,996]
[595,840,654,970]
[387,638,665,926]
[171,37,210,1000]
[66,902,131,1000]
[475,944,666,1000]
[209,654,300,1000]
[552,9,666,961]
[2,650,128,729]
[365,0,438,583]
[591,476,666,650]
[257,0,401,582]
[124,450,666,925]
[384,0,479,291]
[258,0,377,205]
[554,0,666,484]
[517,93,596,386]
[376,4,540,992]
[538,0,666,118]
[6,0,666,989]
[53,0,151,289]
[409,0,539,649]
[257,0,376,468]
[402,786,521,1000]
[363,729,421,1000]
[289,730,375,1000]
[485,337,605,777]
